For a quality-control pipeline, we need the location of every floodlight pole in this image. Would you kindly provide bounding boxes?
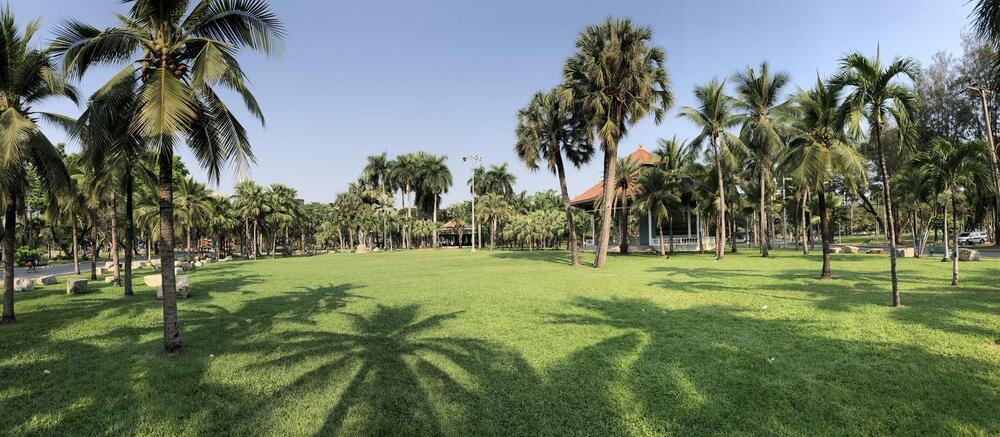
[463,155,481,251]
[968,84,1000,246]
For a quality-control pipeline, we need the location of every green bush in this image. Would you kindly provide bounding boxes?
[14,246,42,266]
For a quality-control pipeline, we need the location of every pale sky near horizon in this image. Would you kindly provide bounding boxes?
[13,0,978,205]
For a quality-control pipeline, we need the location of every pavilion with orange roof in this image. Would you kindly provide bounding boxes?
[570,145,705,251]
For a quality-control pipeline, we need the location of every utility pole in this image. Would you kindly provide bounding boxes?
[463,154,481,252]
[968,84,1000,247]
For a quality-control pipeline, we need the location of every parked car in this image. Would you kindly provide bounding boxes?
[957,231,988,246]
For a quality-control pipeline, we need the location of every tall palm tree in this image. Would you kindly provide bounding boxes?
[679,79,745,260]
[0,9,76,323]
[266,183,298,257]
[613,157,642,253]
[233,180,266,258]
[655,136,699,252]
[52,0,283,353]
[733,62,791,257]
[481,163,517,198]
[390,153,419,249]
[417,154,451,248]
[58,157,89,276]
[561,17,673,269]
[174,177,212,261]
[514,88,594,266]
[477,193,511,250]
[782,77,867,279]
[835,50,918,307]
[911,139,989,285]
[635,167,681,257]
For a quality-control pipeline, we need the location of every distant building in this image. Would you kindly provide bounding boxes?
[570,145,710,252]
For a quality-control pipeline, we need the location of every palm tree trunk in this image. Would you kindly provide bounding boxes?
[760,171,769,257]
[595,135,619,268]
[941,204,950,262]
[619,195,629,254]
[554,155,580,266]
[669,215,674,254]
[284,226,290,256]
[186,229,193,262]
[713,137,726,260]
[271,232,277,259]
[2,191,18,324]
[157,147,181,354]
[111,192,121,287]
[658,216,666,258]
[911,210,920,258]
[124,170,134,295]
[818,186,832,280]
[432,194,439,248]
[491,216,497,250]
[253,220,260,258]
[72,217,80,275]
[801,189,809,255]
[874,129,901,306]
[951,191,959,286]
[91,220,99,281]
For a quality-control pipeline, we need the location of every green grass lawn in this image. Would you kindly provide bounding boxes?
[1,249,998,435]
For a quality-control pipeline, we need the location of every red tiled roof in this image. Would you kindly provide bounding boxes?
[570,146,656,206]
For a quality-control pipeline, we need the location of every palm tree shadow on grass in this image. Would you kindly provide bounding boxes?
[546,296,999,434]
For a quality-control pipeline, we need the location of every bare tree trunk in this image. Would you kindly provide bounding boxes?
[555,155,580,266]
[72,217,80,275]
[951,192,959,286]
[760,171,769,257]
[2,192,18,324]
[595,135,619,268]
[818,186,832,279]
[158,146,181,354]
[941,205,950,262]
[432,194,439,248]
[124,170,134,296]
[110,192,121,287]
[91,220,98,281]
[874,129,901,307]
[713,137,726,260]
[619,194,629,254]
[658,217,666,258]
[801,189,809,255]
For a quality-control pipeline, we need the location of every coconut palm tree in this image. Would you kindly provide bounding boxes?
[0,8,76,324]
[390,153,419,249]
[561,17,673,269]
[266,183,298,257]
[679,79,746,260]
[233,180,266,258]
[613,157,643,253]
[635,167,681,257]
[477,193,511,250]
[481,163,517,198]
[174,177,212,261]
[911,139,989,285]
[782,77,867,279]
[835,50,918,307]
[57,156,89,276]
[417,154,451,248]
[733,62,791,257]
[51,0,283,353]
[655,136,699,252]
[514,88,595,266]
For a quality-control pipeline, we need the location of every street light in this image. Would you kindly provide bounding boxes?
[463,154,481,251]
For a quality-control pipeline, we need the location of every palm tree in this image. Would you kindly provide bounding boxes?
[679,79,745,260]
[655,136,699,253]
[58,158,89,276]
[635,167,681,257]
[613,157,642,253]
[477,193,511,250]
[52,0,283,353]
[0,8,76,323]
[234,180,266,258]
[266,183,299,257]
[912,139,989,285]
[561,17,673,269]
[733,62,791,257]
[174,177,212,261]
[417,154,451,248]
[782,77,867,279]
[835,50,919,307]
[390,153,419,249]
[514,88,595,266]
[481,163,517,198]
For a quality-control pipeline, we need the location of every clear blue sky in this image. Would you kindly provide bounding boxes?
[15,0,977,205]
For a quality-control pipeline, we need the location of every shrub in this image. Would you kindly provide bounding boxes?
[14,246,43,266]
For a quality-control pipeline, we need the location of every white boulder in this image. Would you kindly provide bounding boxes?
[66,279,87,294]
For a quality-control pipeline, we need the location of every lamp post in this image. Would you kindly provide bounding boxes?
[463,154,481,251]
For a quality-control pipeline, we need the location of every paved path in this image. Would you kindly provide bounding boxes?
[0,258,162,280]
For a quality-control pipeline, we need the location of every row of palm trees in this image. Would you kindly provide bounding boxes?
[512,17,1000,309]
[0,1,284,356]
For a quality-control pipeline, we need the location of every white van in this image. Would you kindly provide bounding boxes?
[957,231,988,246]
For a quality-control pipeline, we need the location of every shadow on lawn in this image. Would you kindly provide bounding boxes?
[3,284,998,434]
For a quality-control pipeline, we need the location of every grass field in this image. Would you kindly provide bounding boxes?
[1,249,998,435]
